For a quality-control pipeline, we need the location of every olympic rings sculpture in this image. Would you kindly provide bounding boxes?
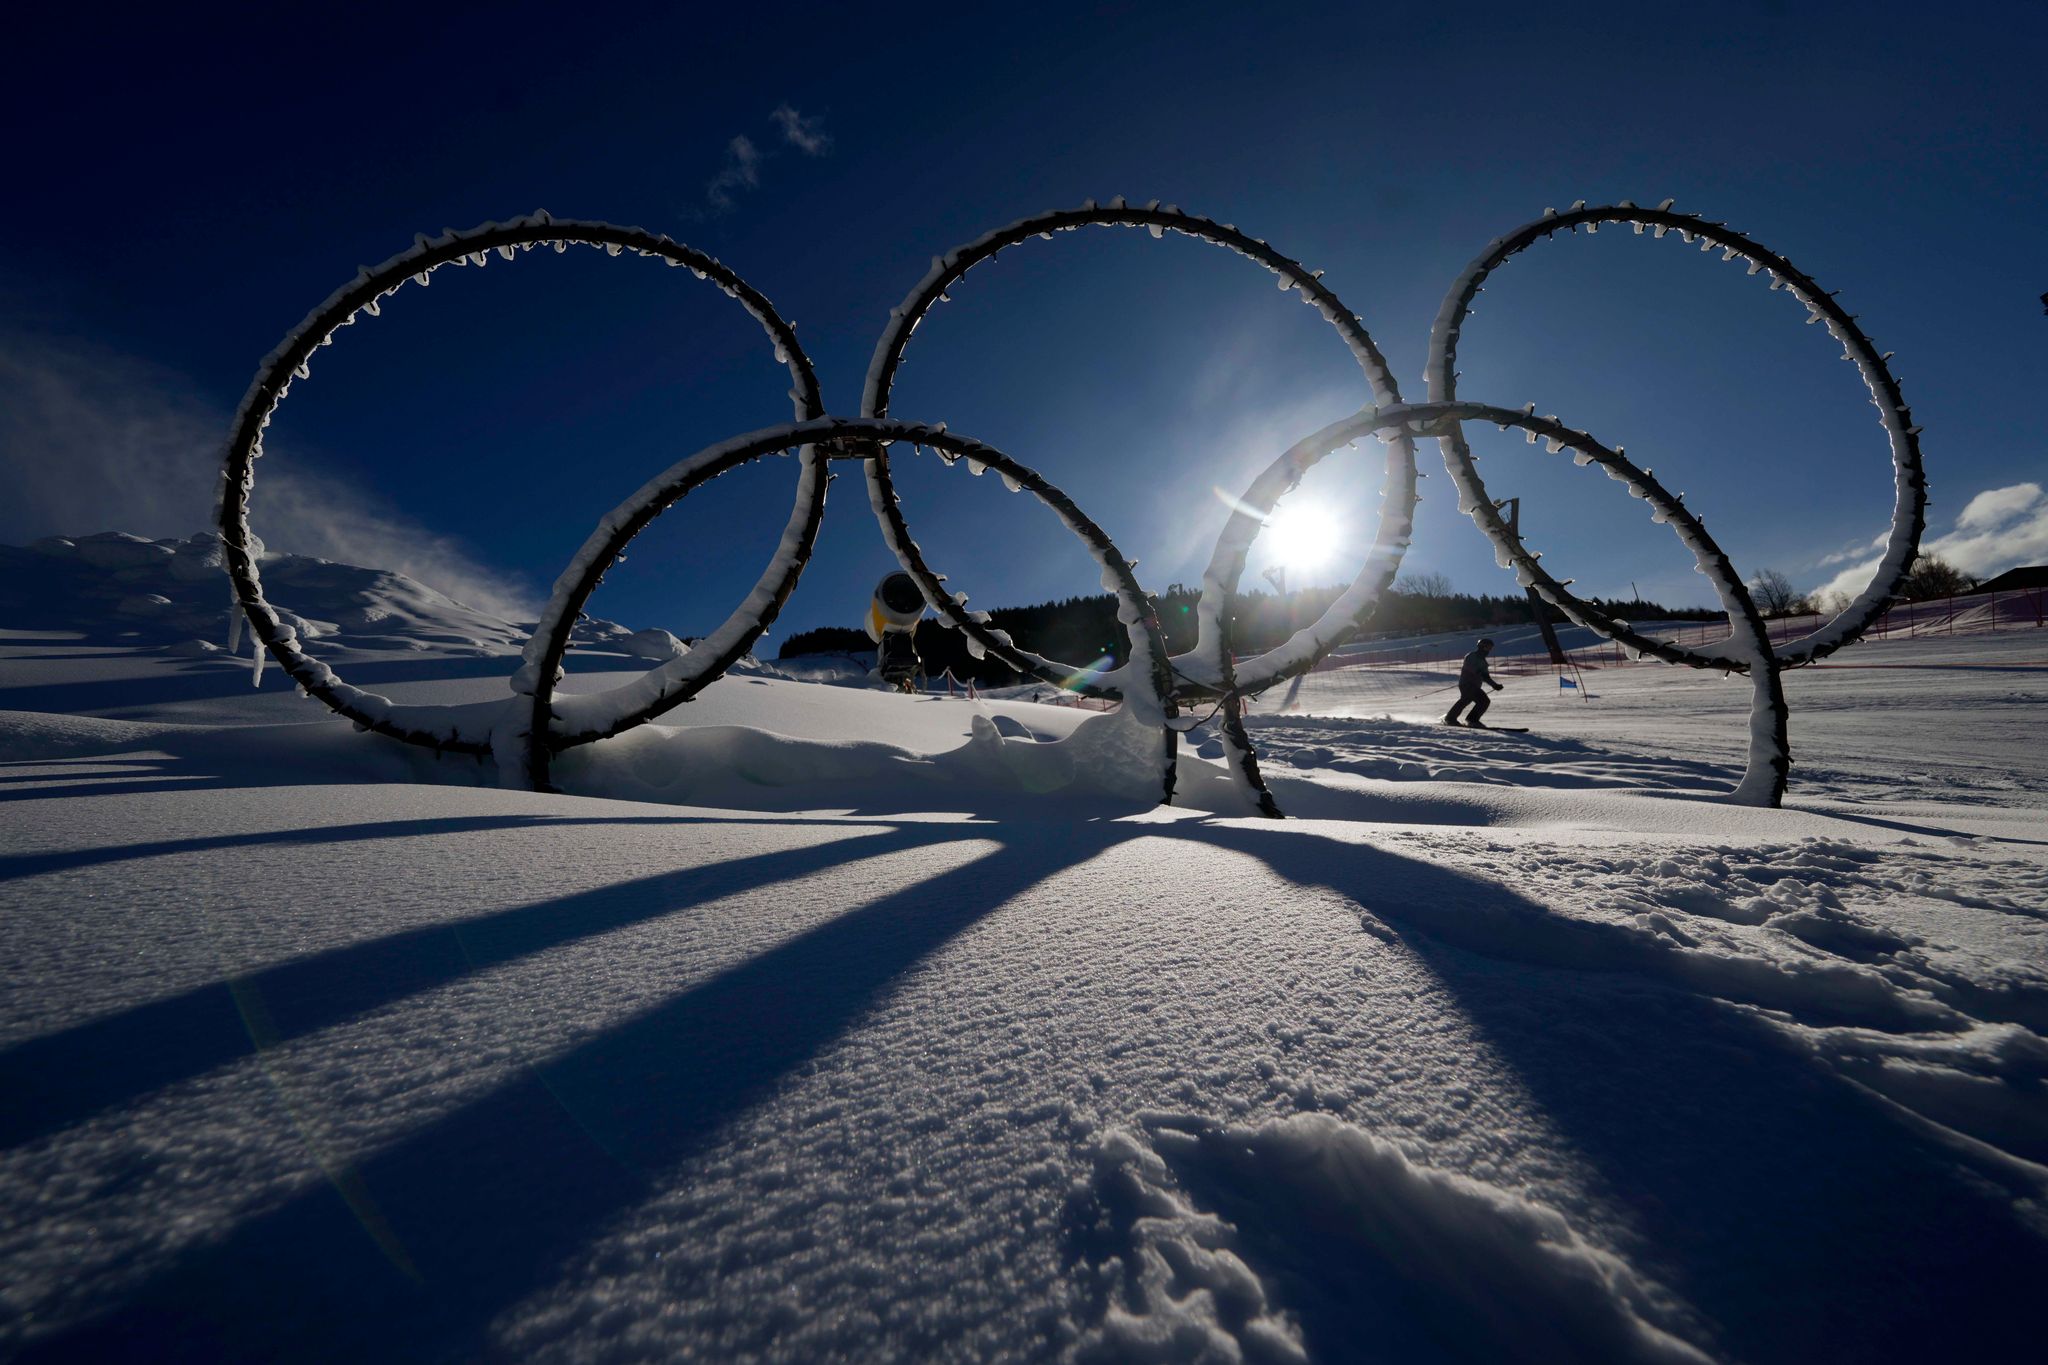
[218,197,1925,813]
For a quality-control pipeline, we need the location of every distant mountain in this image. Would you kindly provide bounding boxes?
[0,531,639,658]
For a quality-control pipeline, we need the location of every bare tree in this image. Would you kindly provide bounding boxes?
[1899,554,1979,602]
[1396,571,1454,598]
[1748,568,1800,618]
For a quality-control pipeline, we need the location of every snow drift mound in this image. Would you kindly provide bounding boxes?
[557,702,1172,810]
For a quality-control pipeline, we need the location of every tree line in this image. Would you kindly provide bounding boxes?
[778,552,1994,682]
[776,576,1720,686]
[1748,553,1980,620]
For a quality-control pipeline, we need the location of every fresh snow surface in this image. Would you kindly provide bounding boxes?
[2,538,2045,1364]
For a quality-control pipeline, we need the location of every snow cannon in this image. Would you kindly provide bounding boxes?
[865,572,926,642]
[866,572,926,692]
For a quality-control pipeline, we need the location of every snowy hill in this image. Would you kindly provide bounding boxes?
[1,530,651,658]
[3,537,2046,1363]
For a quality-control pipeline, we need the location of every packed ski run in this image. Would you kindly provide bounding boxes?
[2,536,2044,1363]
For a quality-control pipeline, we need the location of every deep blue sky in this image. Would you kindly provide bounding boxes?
[5,1,2043,646]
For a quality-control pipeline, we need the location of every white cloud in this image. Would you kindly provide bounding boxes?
[701,106,831,214]
[705,134,761,211]
[1813,481,2048,601]
[0,332,538,619]
[1955,481,2043,531]
[1919,484,2048,579]
[770,104,831,156]
[1813,531,1887,567]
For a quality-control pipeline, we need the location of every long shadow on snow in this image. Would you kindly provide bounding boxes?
[0,811,826,882]
[0,712,1131,810]
[0,774,285,803]
[21,811,2045,1363]
[1800,805,2048,850]
[0,817,946,1151]
[0,649,650,718]
[0,741,492,805]
[0,714,579,802]
[1162,824,2047,1365]
[17,821,1105,1364]
[0,764,167,783]
[0,761,498,802]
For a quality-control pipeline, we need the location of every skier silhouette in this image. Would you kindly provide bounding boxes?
[1444,637,1505,727]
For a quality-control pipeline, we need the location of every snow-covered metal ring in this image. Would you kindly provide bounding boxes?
[221,201,1925,814]
[216,214,826,757]
[861,200,1418,703]
[1424,202,1927,806]
[511,417,1180,800]
[861,200,1418,816]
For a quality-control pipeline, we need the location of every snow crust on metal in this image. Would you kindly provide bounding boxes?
[219,200,1922,812]
[1425,202,1925,806]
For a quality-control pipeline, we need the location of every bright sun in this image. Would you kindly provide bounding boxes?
[1264,503,1341,575]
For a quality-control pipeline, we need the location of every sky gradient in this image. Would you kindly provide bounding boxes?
[4,1,2043,645]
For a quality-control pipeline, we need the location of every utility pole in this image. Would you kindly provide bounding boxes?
[1502,497,1567,666]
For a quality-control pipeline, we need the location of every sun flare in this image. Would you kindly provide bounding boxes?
[1263,502,1341,575]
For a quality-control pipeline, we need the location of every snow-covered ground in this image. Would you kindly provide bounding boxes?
[3,538,2045,1363]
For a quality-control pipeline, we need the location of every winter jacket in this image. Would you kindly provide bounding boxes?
[1458,648,1496,691]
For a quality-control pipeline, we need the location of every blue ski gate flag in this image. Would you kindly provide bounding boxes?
[1560,676,1579,690]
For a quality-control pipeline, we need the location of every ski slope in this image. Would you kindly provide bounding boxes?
[2,537,2045,1364]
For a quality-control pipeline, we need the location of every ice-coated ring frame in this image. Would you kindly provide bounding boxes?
[1345,399,1788,800]
[1425,200,1928,806]
[220,198,1925,814]
[513,417,1181,799]
[859,199,1419,815]
[216,213,826,756]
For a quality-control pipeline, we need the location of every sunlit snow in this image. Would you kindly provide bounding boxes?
[2,534,2044,1364]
